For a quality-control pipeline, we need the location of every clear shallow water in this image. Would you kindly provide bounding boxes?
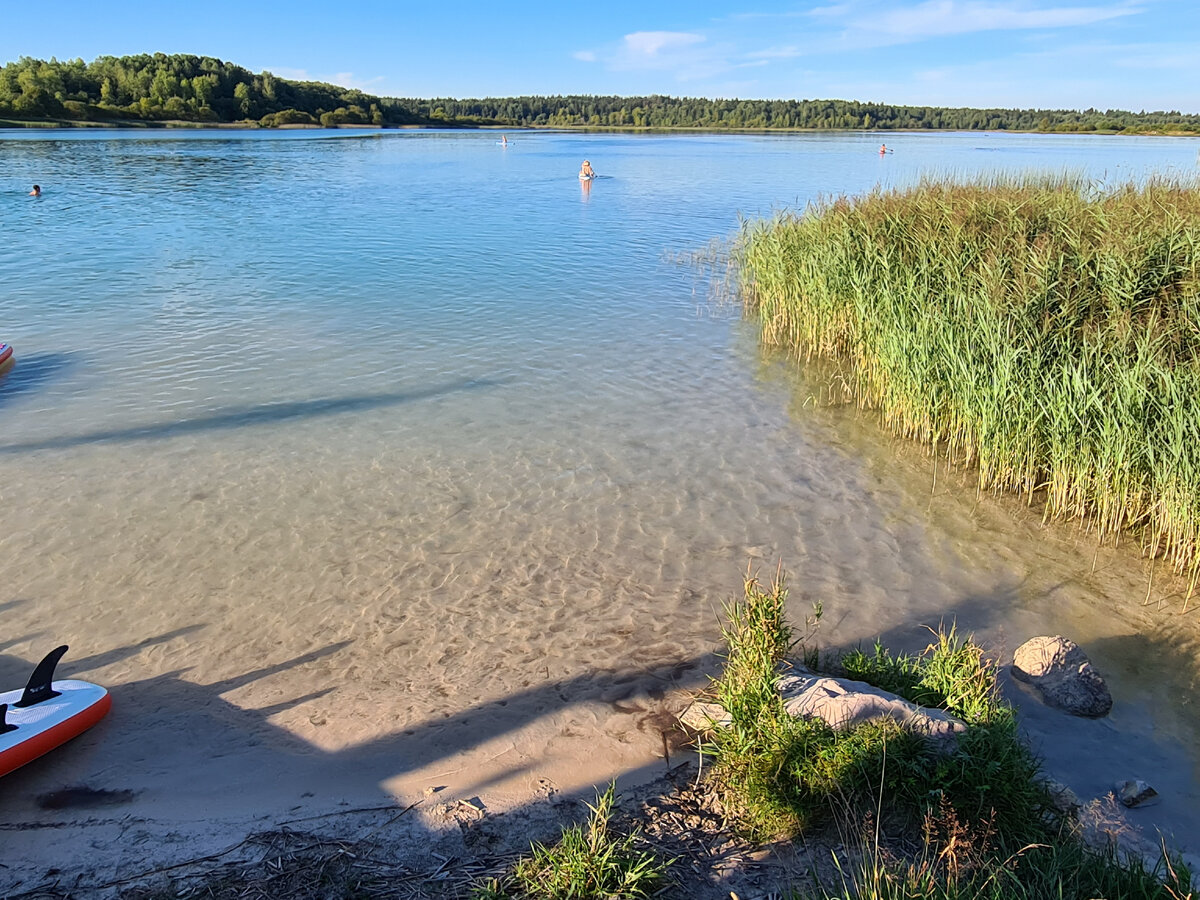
[2,129,1200,855]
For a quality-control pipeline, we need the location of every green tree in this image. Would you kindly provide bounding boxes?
[233,81,252,117]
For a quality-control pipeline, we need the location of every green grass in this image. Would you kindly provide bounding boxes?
[736,175,1200,590]
[840,626,1001,726]
[706,574,1054,843]
[471,783,669,899]
[704,570,1192,899]
[799,827,1193,900]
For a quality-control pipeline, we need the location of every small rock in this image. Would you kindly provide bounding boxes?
[679,700,731,732]
[1044,779,1080,814]
[1012,636,1112,718]
[1115,779,1158,808]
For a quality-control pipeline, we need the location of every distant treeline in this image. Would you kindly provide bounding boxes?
[400,95,1200,134]
[3,53,1199,134]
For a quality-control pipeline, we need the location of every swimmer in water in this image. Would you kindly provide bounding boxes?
[29,184,41,196]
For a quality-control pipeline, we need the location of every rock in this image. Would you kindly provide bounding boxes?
[1011,636,1112,718]
[677,674,968,752]
[1115,779,1159,808]
[1044,779,1081,814]
[777,670,967,750]
[678,700,731,733]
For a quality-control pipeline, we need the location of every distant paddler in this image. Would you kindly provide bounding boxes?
[879,144,891,155]
[579,159,596,180]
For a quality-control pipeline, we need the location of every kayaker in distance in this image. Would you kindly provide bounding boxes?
[579,159,595,179]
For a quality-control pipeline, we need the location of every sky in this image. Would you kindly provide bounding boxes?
[2,0,1197,113]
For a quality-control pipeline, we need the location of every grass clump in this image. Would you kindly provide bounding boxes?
[840,626,998,726]
[707,574,1052,844]
[472,783,668,899]
[737,175,1200,588]
[802,819,1193,899]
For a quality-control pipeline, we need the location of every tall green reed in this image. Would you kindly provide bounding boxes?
[738,174,1200,589]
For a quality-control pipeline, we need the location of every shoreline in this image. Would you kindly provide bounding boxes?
[3,643,1198,898]
[4,118,1199,137]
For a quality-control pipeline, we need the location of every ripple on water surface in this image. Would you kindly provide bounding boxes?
[1,129,1199,859]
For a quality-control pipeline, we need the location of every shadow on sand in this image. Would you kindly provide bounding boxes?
[0,625,715,897]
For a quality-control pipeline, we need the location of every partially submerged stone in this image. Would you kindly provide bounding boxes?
[1011,636,1112,718]
[1115,779,1159,808]
[777,671,967,750]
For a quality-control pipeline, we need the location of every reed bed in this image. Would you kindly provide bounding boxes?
[737,174,1200,585]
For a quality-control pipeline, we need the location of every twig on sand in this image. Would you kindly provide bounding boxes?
[277,801,419,828]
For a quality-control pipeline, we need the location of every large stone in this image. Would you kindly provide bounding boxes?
[1011,636,1112,718]
[776,670,967,750]
[676,670,968,752]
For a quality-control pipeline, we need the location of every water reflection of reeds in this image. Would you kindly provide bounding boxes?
[738,174,1200,592]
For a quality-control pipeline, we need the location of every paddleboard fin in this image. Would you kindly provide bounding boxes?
[15,645,68,708]
[0,704,15,734]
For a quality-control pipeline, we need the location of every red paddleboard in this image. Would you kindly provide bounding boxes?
[0,343,12,369]
[0,646,111,778]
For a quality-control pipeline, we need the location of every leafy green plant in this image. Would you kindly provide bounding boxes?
[472,783,668,899]
[840,625,1001,726]
[707,575,1056,843]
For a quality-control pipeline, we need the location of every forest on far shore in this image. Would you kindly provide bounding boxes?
[3,52,1199,134]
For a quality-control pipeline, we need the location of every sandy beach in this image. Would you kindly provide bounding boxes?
[3,597,1200,898]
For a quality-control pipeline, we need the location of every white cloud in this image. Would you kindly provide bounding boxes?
[867,0,1140,37]
[262,66,384,91]
[745,45,804,60]
[268,67,311,81]
[621,31,706,59]
[819,38,1193,110]
[331,72,386,91]
[570,31,719,79]
[816,0,1142,44]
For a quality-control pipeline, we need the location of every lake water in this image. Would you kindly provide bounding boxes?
[2,128,1199,864]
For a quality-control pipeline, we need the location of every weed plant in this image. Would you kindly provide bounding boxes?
[472,783,668,899]
[708,576,1053,844]
[736,175,1200,587]
[800,818,1193,899]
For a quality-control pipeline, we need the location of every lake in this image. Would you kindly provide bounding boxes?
[1,128,1198,866]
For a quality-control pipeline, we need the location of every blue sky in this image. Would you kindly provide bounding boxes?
[3,0,1197,112]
